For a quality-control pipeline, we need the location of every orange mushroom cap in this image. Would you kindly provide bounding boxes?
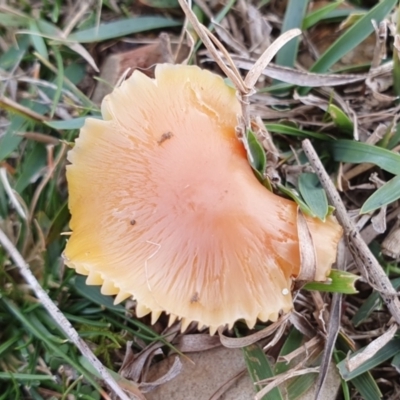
[64,64,342,333]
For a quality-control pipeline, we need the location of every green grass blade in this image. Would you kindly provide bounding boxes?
[275,327,303,375]
[2,298,102,391]
[351,372,382,400]
[304,269,359,294]
[0,116,26,162]
[277,183,315,217]
[302,1,344,30]
[287,373,318,400]
[50,45,64,118]
[327,104,353,135]
[331,139,400,175]
[393,7,400,98]
[298,172,329,221]
[74,276,125,313]
[242,343,283,400]
[68,16,181,43]
[360,175,400,214]
[247,129,266,176]
[0,373,55,381]
[138,0,179,7]
[265,123,331,140]
[275,0,309,68]
[15,142,47,193]
[352,278,400,326]
[45,116,100,130]
[28,20,49,60]
[309,0,396,73]
[337,338,400,380]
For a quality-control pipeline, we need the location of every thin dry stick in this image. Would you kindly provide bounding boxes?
[0,228,133,400]
[302,139,400,325]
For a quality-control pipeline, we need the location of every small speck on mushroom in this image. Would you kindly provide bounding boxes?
[158,131,173,145]
[64,64,342,331]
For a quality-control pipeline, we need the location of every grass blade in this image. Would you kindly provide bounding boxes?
[304,269,359,294]
[352,278,400,326]
[68,16,181,43]
[309,0,397,73]
[298,172,329,221]
[337,339,400,380]
[302,0,344,30]
[275,0,309,68]
[265,123,330,140]
[242,343,283,400]
[360,175,400,214]
[331,139,400,175]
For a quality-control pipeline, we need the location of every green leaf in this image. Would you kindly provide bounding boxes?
[327,104,353,135]
[275,0,309,68]
[298,172,329,221]
[303,0,344,30]
[309,0,397,73]
[337,338,400,381]
[304,269,359,294]
[331,139,400,175]
[242,343,283,400]
[247,129,266,176]
[361,175,400,214]
[68,16,181,43]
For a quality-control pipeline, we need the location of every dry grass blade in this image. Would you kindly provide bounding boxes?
[0,168,27,220]
[302,139,400,326]
[177,0,245,93]
[346,324,397,372]
[139,355,182,392]
[254,367,320,400]
[0,229,133,400]
[0,96,49,121]
[244,28,301,90]
[218,314,290,348]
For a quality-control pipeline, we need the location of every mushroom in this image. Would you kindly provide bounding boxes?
[64,64,342,333]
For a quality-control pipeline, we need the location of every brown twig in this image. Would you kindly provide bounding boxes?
[302,139,400,325]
